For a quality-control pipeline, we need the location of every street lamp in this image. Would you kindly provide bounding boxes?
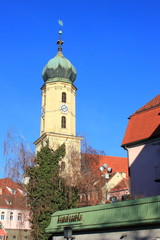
[99,163,112,179]
[64,227,75,240]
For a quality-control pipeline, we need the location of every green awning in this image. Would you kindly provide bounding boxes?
[46,195,160,234]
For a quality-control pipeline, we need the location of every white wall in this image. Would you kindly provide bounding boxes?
[127,141,160,197]
[0,208,30,230]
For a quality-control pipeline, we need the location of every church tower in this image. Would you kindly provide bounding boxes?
[34,25,82,175]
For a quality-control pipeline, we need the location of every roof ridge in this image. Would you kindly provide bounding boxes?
[132,104,160,116]
[133,94,160,115]
[84,153,127,159]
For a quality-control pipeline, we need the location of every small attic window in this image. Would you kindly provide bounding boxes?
[5,199,12,205]
[6,186,16,194]
[18,188,27,196]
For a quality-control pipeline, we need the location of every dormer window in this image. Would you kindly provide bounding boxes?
[62,92,66,103]
[6,186,16,194]
[18,188,27,196]
[5,199,12,205]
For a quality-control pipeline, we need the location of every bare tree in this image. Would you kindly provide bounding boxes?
[3,128,35,184]
[76,139,106,206]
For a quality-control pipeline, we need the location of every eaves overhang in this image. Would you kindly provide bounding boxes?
[121,136,160,149]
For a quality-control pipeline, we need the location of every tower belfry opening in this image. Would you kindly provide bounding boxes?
[34,21,82,176]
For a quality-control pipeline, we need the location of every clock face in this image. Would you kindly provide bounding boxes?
[60,104,69,113]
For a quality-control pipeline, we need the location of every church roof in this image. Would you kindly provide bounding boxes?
[122,94,160,147]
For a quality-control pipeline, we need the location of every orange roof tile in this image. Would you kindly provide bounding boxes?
[109,178,129,192]
[86,154,128,177]
[0,178,25,196]
[122,95,160,146]
[0,178,28,210]
[0,195,28,210]
[98,155,129,177]
[135,94,160,114]
[0,228,7,236]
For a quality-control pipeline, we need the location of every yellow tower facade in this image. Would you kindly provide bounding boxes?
[34,34,82,176]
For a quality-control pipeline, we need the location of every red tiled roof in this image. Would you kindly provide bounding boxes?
[0,228,7,236]
[86,154,128,177]
[0,195,28,210]
[109,178,129,192]
[0,178,28,210]
[122,95,160,146]
[134,94,160,114]
[98,155,129,177]
[0,178,25,196]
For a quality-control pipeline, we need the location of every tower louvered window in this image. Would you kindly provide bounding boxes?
[62,92,66,103]
[61,116,66,128]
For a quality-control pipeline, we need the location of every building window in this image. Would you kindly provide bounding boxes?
[17,213,22,221]
[10,212,13,221]
[1,212,5,220]
[61,116,66,128]
[62,92,66,103]
[110,196,117,203]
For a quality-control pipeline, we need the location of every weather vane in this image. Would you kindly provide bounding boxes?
[57,19,64,51]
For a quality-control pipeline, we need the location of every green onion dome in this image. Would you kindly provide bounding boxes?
[42,50,77,84]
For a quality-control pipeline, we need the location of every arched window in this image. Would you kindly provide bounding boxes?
[62,92,66,103]
[10,212,13,221]
[1,212,5,220]
[17,213,22,221]
[61,116,66,128]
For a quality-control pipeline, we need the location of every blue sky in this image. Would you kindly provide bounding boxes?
[0,0,160,177]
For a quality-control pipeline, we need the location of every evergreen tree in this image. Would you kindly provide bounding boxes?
[26,144,78,240]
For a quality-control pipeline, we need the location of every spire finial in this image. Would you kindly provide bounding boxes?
[57,19,64,51]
